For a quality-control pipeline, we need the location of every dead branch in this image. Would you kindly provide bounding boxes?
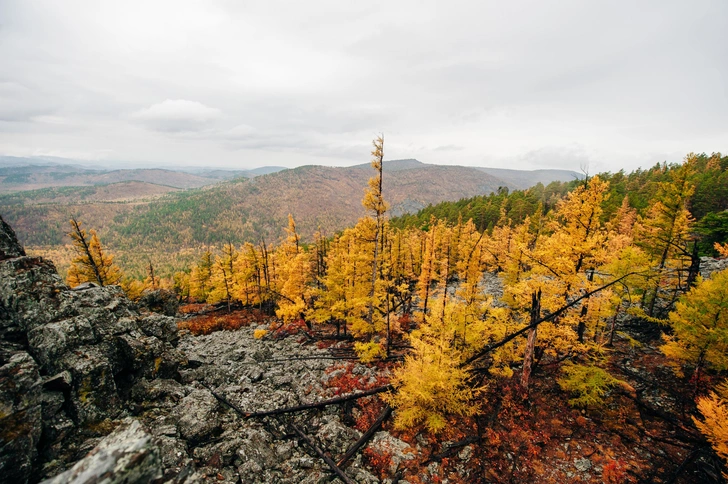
[289,421,356,484]
[337,404,392,468]
[428,435,481,462]
[464,272,643,366]
[236,355,362,365]
[202,381,393,419]
[243,385,393,418]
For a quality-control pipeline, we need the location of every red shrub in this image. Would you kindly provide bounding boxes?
[179,310,259,335]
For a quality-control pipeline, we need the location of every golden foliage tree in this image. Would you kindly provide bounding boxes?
[661,267,728,377]
[209,242,239,311]
[275,214,312,322]
[67,218,122,287]
[498,177,622,391]
[636,154,697,316]
[362,136,388,339]
[694,380,728,478]
[190,249,213,302]
[386,319,477,433]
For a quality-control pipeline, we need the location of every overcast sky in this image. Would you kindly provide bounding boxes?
[0,1,726,172]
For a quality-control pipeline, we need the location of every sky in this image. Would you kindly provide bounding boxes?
[0,0,726,173]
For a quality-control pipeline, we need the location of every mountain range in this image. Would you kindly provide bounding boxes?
[0,157,579,249]
[0,156,287,192]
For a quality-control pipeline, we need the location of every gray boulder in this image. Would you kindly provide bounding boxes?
[42,419,162,484]
[139,313,179,343]
[0,351,43,483]
[138,289,179,317]
[176,389,221,445]
[0,215,25,261]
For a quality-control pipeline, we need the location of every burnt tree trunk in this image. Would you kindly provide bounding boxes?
[520,290,541,391]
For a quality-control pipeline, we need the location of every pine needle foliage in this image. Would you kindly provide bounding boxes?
[386,334,477,433]
[557,363,623,408]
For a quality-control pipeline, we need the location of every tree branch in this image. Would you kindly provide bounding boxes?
[289,422,356,484]
[202,381,393,418]
[463,272,644,366]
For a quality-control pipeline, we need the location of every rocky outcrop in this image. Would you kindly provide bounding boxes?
[0,215,25,261]
[0,352,43,482]
[700,256,728,279]
[0,215,182,482]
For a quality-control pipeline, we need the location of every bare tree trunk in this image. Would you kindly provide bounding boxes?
[521,290,541,391]
[686,241,701,289]
[385,292,391,357]
[147,258,158,290]
[577,269,594,342]
[608,305,620,347]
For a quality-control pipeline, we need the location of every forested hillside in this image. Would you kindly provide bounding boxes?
[0,159,577,251]
[394,153,728,255]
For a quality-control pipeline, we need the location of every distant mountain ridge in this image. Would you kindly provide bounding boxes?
[1,157,580,250]
[0,157,287,192]
[352,158,580,189]
[475,167,581,190]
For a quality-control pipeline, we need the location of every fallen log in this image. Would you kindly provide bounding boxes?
[289,422,356,484]
[236,355,359,365]
[664,445,705,484]
[337,404,392,468]
[464,272,643,366]
[202,381,393,419]
[242,384,393,418]
[200,382,248,415]
[428,435,481,462]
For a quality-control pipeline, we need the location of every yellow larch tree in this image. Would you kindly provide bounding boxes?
[501,177,618,391]
[635,154,698,316]
[274,214,313,322]
[694,380,728,479]
[67,218,122,288]
[189,249,213,302]
[209,242,239,311]
[661,267,728,378]
[233,242,264,307]
[386,315,478,433]
[361,136,388,332]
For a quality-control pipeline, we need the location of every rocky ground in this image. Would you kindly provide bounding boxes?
[131,325,393,483]
[0,214,410,483]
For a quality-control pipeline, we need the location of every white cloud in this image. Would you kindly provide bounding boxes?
[132,99,222,132]
[30,115,71,125]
